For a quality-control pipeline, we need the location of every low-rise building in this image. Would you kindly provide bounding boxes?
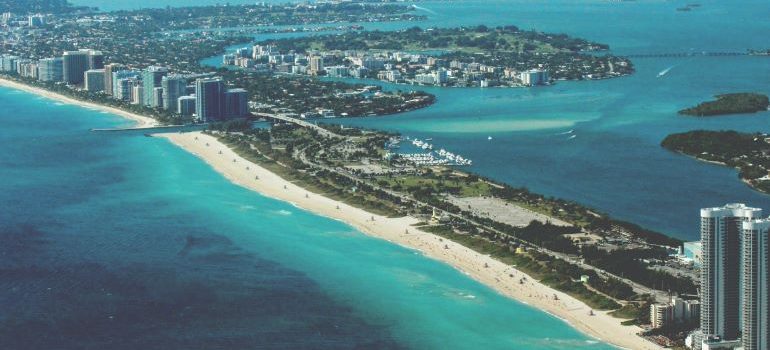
[651,296,700,329]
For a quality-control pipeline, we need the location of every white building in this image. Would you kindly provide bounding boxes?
[520,69,549,86]
[414,73,435,85]
[741,218,770,350]
[700,204,761,346]
[325,65,349,77]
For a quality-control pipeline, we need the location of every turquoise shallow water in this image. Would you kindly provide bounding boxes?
[0,88,613,348]
[200,0,770,240]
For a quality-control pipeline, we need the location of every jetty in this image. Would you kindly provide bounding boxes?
[90,124,205,133]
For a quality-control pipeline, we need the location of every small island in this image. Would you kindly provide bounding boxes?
[678,93,769,116]
[661,130,770,192]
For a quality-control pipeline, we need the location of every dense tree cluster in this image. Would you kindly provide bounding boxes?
[679,93,770,116]
[265,26,609,53]
[662,130,770,192]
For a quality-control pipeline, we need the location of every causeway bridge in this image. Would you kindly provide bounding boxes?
[623,51,757,58]
[257,113,339,138]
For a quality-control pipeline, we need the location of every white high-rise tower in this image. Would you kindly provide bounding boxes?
[742,218,770,350]
[700,203,762,347]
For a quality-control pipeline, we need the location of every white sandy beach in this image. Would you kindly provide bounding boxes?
[0,78,157,128]
[160,131,663,350]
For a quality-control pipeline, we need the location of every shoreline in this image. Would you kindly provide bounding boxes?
[669,149,770,195]
[160,131,661,350]
[0,78,157,128]
[0,77,661,350]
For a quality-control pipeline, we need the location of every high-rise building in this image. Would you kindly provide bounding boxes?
[142,66,168,107]
[434,68,448,84]
[195,78,225,122]
[161,75,187,112]
[62,51,89,84]
[16,60,38,79]
[325,66,348,78]
[520,69,549,86]
[1,55,19,73]
[700,204,763,347]
[84,69,105,92]
[114,77,138,101]
[309,56,324,75]
[38,57,63,82]
[87,51,104,70]
[224,88,248,118]
[742,218,770,350]
[2,12,13,25]
[152,87,164,109]
[177,95,196,116]
[112,70,140,100]
[28,14,45,27]
[131,85,144,105]
[103,63,125,96]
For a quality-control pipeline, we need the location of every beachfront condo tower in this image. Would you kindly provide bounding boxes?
[62,50,89,84]
[62,50,102,85]
[84,69,105,93]
[87,51,104,70]
[38,57,63,82]
[103,63,125,96]
[161,75,187,112]
[177,95,196,116]
[142,66,168,108]
[112,70,140,101]
[195,77,225,122]
[700,204,762,346]
[224,88,248,118]
[742,218,770,350]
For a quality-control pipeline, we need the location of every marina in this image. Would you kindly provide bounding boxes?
[391,137,474,166]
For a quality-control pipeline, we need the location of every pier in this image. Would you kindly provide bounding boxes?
[90,124,206,133]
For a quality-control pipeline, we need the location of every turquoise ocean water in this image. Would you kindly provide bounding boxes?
[0,90,611,349]
[8,0,770,348]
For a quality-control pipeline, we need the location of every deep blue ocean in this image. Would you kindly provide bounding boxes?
[7,0,770,348]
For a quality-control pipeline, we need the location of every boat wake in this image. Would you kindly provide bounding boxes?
[657,65,675,78]
[567,134,577,140]
[556,129,574,135]
[411,4,437,15]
